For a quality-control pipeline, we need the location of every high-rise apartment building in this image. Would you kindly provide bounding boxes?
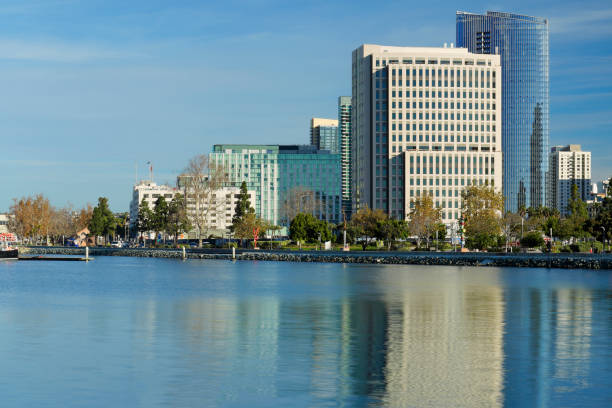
[548,145,591,215]
[457,11,549,211]
[310,118,339,153]
[351,44,502,225]
[338,96,353,218]
[210,144,341,228]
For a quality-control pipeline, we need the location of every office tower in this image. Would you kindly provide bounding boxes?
[338,96,353,218]
[310,118,340,153]
[210,145,341,228]
[351,44,502,226]
[548,145,591,215]
[457,11,550,211]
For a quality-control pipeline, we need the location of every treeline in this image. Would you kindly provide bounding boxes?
[289,188,451,250]
[9,194,93,244]
[288,179,612,252]
[136,194,191,245]
[9,194,129,245]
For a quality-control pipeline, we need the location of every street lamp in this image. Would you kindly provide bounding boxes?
[435,229,438,252]
[601,226,606,253]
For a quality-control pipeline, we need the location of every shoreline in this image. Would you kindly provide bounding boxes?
[18,246,612,270]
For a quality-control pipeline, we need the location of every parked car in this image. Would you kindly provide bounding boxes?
[110,241,123,248]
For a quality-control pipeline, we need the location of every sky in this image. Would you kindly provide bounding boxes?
[0,0,611,212]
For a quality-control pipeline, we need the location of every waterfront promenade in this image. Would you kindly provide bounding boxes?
[19,246,612,270]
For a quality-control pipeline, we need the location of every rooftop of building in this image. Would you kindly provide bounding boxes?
[355,44,501,63]
[311,118,338,128]
[133,181,177,190]
[456,10,547,24]
[212,144,339,155]
[551,144,587,153]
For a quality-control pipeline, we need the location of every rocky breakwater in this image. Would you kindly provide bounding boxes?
[238,251,612,269]
[19,246,231,260]
[19,247,612,269]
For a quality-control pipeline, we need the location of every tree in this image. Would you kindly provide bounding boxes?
[350,207,388,250]
[74,204,94,234]
[407,193,441,248]
[9,194,52,244]
[430,223,446,243]
[376,218,408,250]
[593,178,612,249]
[233,212,270,246]
[152,196,169,244]
[137,198,153,245]
[311,219,333,244]
[566,183,589,239]
[115,212,129,241]
[521,231,545,248]
[49,205,74,245]
[181,154,227,247]
[501,211,523,252]
[88,197,116,245]
[231,181,254,233]
[461,184,504,249]
[167,194,191,245]
[289,213,333,245]
[280,187,322,227]
[289,213,318,243]
[466,232,498,251]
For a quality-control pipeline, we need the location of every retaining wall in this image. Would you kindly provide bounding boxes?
[19,246,612,270]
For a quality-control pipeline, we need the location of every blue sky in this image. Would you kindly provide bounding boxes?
[1,0,611,211]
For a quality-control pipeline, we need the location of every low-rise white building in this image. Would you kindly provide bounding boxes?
[0,213,9,234]
[129,181,180,236]
[177,176,256,238]
[130,179,256,240]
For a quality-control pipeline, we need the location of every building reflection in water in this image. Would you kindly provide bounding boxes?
[379,267,504,407]
[122,263,609,406]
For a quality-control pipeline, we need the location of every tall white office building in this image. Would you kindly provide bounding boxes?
[352,44,502,225]
[548,145,591,215]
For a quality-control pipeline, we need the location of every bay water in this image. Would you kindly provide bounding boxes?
[0,257,610,407]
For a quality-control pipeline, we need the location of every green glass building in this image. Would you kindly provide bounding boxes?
[210,144,341,229]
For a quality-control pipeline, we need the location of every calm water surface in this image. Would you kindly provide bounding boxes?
[0,257,611,407]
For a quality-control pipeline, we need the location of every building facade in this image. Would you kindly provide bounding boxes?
[210,144,341,228]
[176,176,255,238]
[310,118,340,153]
[351,44,502,226]
[129,181,178,236]
[457,11,550,211]
[338,96,353,218]
[0,213,9,234]
[548,145,591,215]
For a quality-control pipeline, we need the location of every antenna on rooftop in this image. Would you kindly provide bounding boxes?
[147,161,153,183]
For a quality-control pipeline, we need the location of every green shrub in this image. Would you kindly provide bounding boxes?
[520,232,545,248]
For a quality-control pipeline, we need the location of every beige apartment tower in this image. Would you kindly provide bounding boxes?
[351,44,502,226]
[548,145,591,215]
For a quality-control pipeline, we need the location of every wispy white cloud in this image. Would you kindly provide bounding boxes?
[0,39,144,62]
[550,9,612,35]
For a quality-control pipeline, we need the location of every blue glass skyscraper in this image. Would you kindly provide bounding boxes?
[457,11,549,211]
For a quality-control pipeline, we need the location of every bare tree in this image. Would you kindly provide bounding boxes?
[49,205,74,245]
[180,154,227,247]
[280,186,322,226]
